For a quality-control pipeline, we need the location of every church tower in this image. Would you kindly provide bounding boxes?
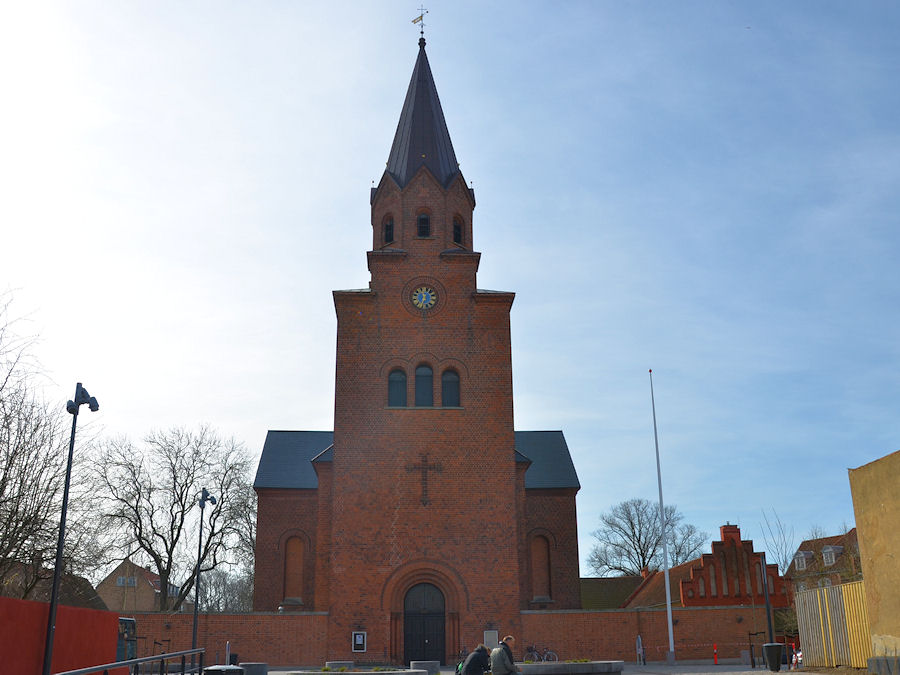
[253,37,581,665]
[328,34,521,661]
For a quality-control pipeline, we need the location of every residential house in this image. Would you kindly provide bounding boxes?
[0,560,107,610]
[96,559,183,612]
[786,529,861,593]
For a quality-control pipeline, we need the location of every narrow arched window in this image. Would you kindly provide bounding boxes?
[453,217,463,245]
[415,365,433,406]
[531,535,551,601]
[441,369,460,407]
[417,213,431,238]
[383,216,394,245]
[388,369,407,407]
[284,536,304,602]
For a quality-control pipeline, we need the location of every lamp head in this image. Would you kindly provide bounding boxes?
[67,383,99,415]
[199,487,216,508]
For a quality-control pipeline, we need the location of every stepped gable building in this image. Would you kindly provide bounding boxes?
[622,524,790,609]
[253,37,581,664]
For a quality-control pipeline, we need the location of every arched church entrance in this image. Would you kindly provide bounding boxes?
[403,582,445,664]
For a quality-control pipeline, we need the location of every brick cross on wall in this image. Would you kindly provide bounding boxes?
[405,452,443,505]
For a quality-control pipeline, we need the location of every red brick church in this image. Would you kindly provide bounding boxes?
[253,37,582,664]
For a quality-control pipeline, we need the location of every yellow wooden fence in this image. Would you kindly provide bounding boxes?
[795,580,872,668]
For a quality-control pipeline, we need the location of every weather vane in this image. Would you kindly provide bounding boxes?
[411,5,428,38]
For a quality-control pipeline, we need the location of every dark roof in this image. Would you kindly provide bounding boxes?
[384,37,459,189]
[516,431,580,489]
[581,576,643,609]
[253,431,334,489]
[254,430,579,490]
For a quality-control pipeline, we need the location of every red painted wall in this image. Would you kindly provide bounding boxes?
[1,596,119,674]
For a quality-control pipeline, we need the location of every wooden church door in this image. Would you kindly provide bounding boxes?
[403,583,445,664]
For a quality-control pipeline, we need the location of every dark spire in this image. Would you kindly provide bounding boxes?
[385,38,459,189]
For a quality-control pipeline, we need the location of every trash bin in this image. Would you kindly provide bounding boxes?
[204,666,244,675]
[763,643,784,672]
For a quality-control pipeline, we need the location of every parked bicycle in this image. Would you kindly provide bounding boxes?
[455,647,468,675]
[523,644,558,662]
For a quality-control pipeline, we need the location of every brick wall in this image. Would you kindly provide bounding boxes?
[523,606,773,662]
[253,488,318,611]
[126,606,774,667]
[127,612,328,667]
[522,488,581,610]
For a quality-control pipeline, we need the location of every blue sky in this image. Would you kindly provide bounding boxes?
[2,2,898,572]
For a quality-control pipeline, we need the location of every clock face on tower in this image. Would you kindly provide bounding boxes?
[412,286,437,310]
[402,277,445,316]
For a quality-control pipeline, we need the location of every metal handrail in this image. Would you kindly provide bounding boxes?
[53,647,204,675]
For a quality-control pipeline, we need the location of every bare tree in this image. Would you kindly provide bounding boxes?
[588,498,708,576]
[759,509,796,575]
[0,295,71,596]
[806,524,828,540]
[92,425,253,610]
[198,479,255,613]
[199,565,254,613]
[0,380,68,595]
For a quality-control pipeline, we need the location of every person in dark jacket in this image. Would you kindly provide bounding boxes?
[490,636,518,675]
[461,644,491,675]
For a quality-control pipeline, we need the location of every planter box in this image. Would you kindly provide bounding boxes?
[519,662,624,675]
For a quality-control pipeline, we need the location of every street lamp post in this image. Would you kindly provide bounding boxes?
[42,383,99,675]
[191,487,216,672]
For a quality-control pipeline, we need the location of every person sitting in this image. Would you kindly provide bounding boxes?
[491,636,519,675]
[461,644,491,675]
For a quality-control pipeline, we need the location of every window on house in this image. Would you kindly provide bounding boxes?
[441,369,460,407]
[797,582,807,592]
[819,577,832,588]
[388,369,407,407]
[417,213,431,237]
[795,553,807,571]
[128,576,136,587]
[823,549,835,567]
[383,217,394,244]
[453,217,463,245]
[116,576,126,586]
[415,365,433,406]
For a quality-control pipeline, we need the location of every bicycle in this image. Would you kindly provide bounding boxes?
[523,644,558,662]
[455,647,467,675]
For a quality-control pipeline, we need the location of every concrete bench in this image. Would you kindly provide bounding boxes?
[410,660,440,675]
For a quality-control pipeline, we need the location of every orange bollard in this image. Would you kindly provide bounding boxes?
[714,643,718,665]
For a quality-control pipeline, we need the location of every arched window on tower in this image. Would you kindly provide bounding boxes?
[388,369,407,407]
[415,365,433,406]
[383,216,395,245]
[284,536,304,603]
[452,216,463,245]
[417,213,431,238]
[531,535,551,601]
[441,369,460,407]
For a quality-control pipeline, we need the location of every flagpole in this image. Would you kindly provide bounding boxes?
[649,369,676,664]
